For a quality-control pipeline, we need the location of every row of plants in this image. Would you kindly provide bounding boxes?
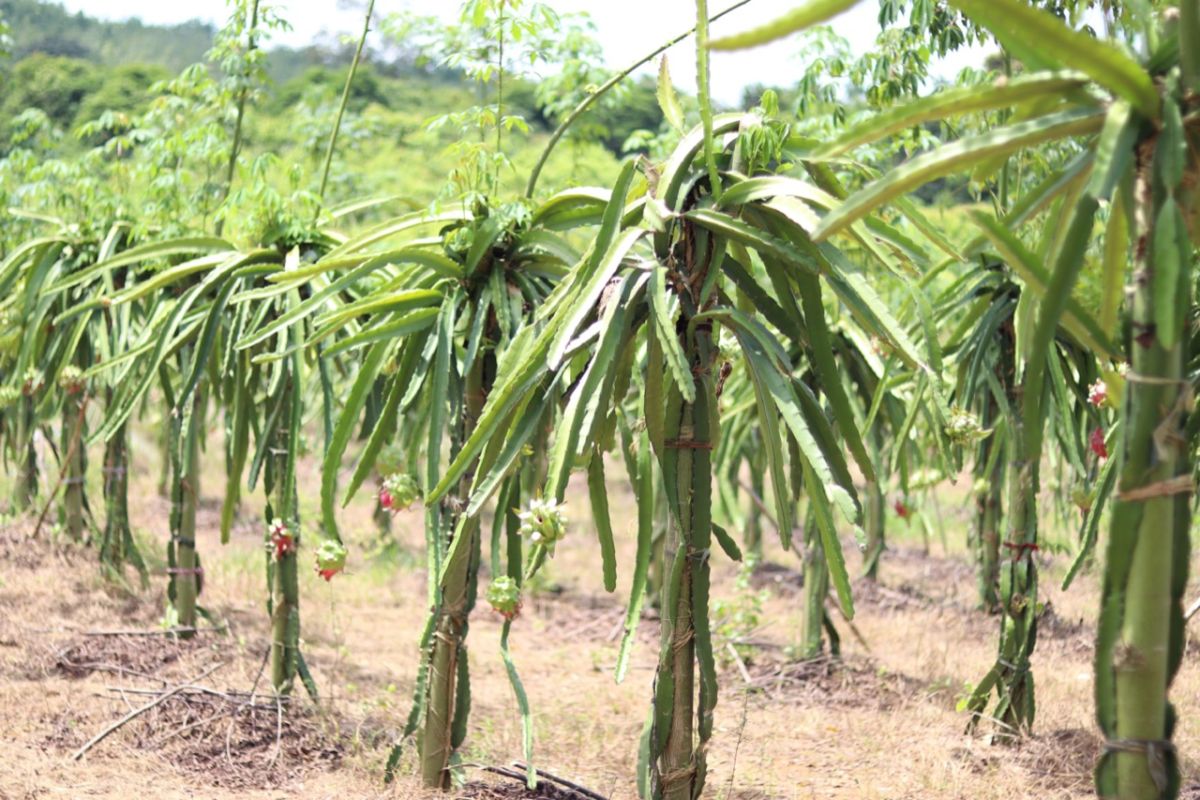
[1,1,1195,798]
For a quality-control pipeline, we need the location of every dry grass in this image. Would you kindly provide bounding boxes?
[1,435,1198,799]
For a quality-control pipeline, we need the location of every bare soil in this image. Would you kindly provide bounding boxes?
[1,441,1198,799]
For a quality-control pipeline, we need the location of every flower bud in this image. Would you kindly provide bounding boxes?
[517,497,567,552]
[267,518,296,560]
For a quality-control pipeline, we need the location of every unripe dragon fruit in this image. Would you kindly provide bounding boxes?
[22,368,43,396]
[314,539,348,581]
[1072,484,1095,516]
[945,406,988,445]
[380,473,421,512]
[486,576,522,621]
[58,366,86,394]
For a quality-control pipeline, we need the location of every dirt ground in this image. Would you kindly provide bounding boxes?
[1,429,1198,799]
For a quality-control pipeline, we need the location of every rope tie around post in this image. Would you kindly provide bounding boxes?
[1001,541,1039,560]
[1116,476,1193,502]
[663,439,714,450]
[671,626,696,653]
[1102,740,1175,792]
[441,601,471,632]
[996,658,1030,677]
[660,766,697,792]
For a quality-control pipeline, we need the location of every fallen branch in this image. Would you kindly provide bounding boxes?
[739,479,782,535]
[152,707,236,747]
[105,685,280,700]
[561,610,623,640]
[81,625,227,637]
[827,598,872,653]
[264,690,284,769]
[726,642,753,686]
[227,647,270,764]
[56,656,164,683]
[722,688,752,800]
[102,685,283,711]
[72,661,225,761]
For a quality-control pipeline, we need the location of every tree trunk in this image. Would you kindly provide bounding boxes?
[14,397,37,512]
[744,462,765,565]
[965,331,1037,736]
[100,418,142,582]
[646,496,668,610]
[977,476,1002,612]
[973,396,1002,612]
[269,367,301,694]
[801,506,830,658]
[864,429,883,578]
[658,382,717,800]
[653,223,718,800]
[169,384,204,636]
[1094,132,1191,800]
[157,409,171,498]
[993,419,1038,734]
[419,344,488,789]
[61,393,86,541]
[661,474,697,800]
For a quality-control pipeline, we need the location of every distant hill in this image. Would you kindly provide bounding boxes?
[1,0,214,72]
[0,1,475,135]
[0,0,414,85]
[0,0,661,215]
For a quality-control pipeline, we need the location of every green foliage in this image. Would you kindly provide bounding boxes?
[711,565,768,665]
[2,3,1194,799]
[0,53,99,130]
[1,0,213,69]
[271,64,390,114]
[0,13,10,60]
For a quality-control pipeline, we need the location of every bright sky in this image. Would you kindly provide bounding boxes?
[54,0,990,104]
